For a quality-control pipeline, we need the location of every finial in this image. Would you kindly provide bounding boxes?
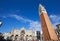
[39,4,47,15]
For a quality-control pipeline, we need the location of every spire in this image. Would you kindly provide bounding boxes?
[39,4,47,15]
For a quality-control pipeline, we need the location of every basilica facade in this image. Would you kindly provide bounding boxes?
[3,27,40,41]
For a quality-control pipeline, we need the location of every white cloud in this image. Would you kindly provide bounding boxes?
[0,15,8,18]
[50,15,57,18]
[50,15,60,22]
[29,21,41,31]
[10,14,32,23]
[2,14,41,31]
[10,14,41,31]
[50,14,60,28]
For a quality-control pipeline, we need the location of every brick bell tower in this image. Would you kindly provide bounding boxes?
[39,4,58,41]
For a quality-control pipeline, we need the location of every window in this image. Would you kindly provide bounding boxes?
[21,30,25,34]
[26,35,28,36]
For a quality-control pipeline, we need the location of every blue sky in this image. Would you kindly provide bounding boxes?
[0,0,60,34]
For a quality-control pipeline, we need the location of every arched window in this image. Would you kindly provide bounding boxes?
[21,30,25,34]
[30,35,32,37]
[15,35,18,39]
[26,35,28,36]
[10,35,14,39]
[15,35,18,36]
[11,35,14,37]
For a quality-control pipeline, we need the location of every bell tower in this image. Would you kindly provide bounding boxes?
[39,4,58,41]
